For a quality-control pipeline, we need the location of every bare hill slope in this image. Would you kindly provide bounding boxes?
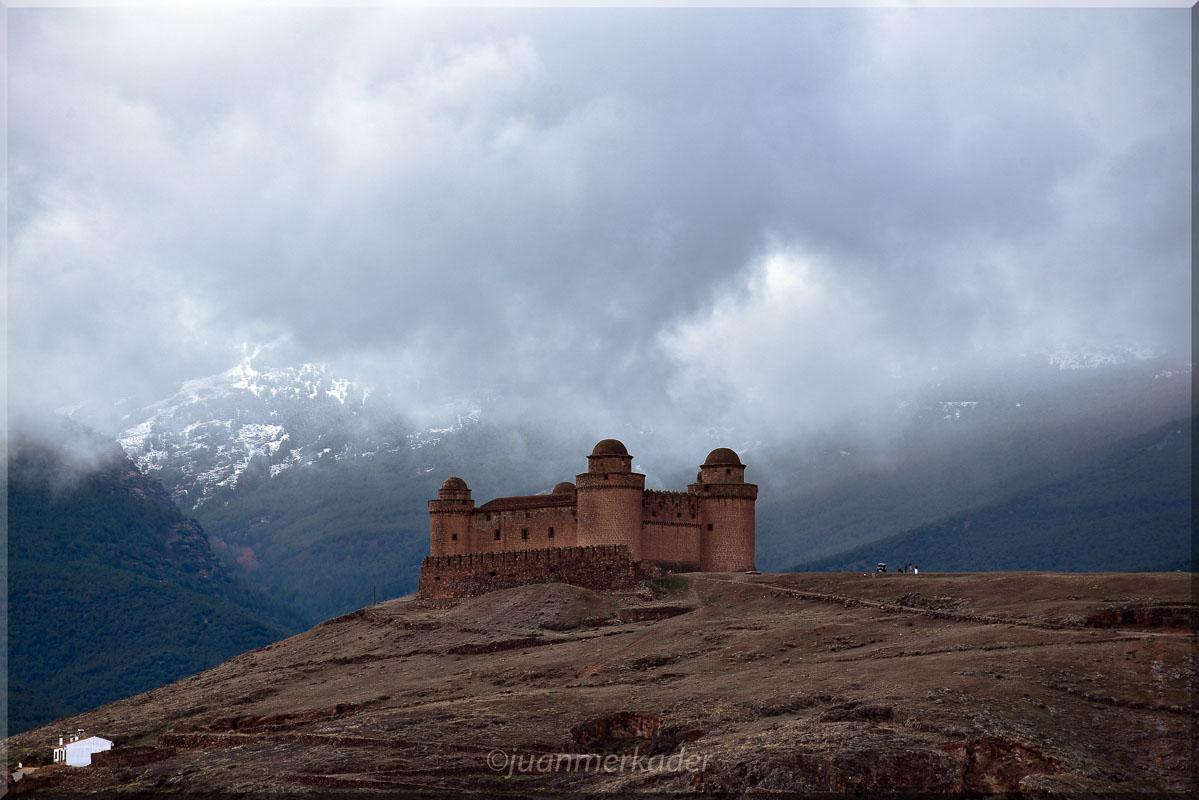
[7,572,1194,796]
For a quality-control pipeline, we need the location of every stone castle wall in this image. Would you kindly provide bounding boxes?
[696,484,757,572]
[641,490,702,568]
[423,441,758,593]
[418,545,642,600]
[429,500,474,556]
[469,504,578,552]
[576,472,646,560]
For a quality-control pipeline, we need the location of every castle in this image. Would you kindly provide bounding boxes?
[425,439,757,578]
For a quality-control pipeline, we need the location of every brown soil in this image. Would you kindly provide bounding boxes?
[6,571,1193,796]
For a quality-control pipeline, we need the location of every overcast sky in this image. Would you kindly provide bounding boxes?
[8,7,1190,441]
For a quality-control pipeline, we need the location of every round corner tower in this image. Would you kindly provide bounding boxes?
[690,448,757,571]
[575,438,646,560]
[428,476,475,556]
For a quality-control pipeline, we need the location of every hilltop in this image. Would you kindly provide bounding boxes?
[7,571,1193,795]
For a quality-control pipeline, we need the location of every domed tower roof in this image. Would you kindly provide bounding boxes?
[591,438,629,456]
[552,481,576,494]
[703,448,743,467]
[441,476,469,491]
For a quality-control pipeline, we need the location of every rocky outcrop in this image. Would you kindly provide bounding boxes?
[569,712,704,756]
[1085,604,1196,630]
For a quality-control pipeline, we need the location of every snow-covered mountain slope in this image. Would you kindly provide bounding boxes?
[63,347,1189,625]
[1034,343,1163,371]
[112,356,481,509]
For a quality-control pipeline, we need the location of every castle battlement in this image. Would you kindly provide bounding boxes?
[422,439,756,598]
[422,544,632,570]
[418,543,644,600]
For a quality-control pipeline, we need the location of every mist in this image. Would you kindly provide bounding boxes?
[7,7,1190,464]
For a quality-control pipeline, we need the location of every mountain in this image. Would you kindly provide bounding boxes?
[6,421,293,734]
[113,356,482,511]
[751,356,1192,568]
[4,573,1193,795]
[72,354,500,626]
[80,352,591,625]
[191,421,583,625]
[86,349,1191,625]
[791,417,1192,573]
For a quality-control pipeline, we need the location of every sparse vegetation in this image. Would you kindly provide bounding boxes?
[5,573,1192,795]
[650,575,690,597]
[7,431,291,734]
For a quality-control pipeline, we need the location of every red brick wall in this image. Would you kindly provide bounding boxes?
[699,464,746,484]
[468,505,577,552]
[418,545,640,600]
[587,454,633,474]
[698,484,757,571]
[427,449,758,573]
[576,472,645,560]
[428,500,474,556]
[640,490,701,567]
[641,522,701,567]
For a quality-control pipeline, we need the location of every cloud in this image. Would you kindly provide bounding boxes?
[659,246,913,436]
[7,7,1190,447]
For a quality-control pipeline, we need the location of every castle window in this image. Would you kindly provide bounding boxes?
[676,512,682,518]
[725,468,731,475]
[651,511,657,518]
[521,528,529,541]
[548,527,555,538]
[451,533,458,541]
[707,523,714,531]
[494,530,501,541]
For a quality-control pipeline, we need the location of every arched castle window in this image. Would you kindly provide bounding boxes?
[548,527,555,538]
[707,524,714,531]
[494,530,501,541]
[521,528,529,541]
[451,533,458,541]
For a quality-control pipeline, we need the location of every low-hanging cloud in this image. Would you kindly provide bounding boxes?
[7,7,1190,452]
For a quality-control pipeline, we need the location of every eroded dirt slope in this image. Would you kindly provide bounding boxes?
[7,572,1194,796]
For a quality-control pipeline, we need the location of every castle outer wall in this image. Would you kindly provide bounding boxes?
[418,545,642,600]
[426,440,757,576]
[641,490,702,568]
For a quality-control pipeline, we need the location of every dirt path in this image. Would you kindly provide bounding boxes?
[694,575,1191,638]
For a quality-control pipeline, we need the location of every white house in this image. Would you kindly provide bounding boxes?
[51,733,113,767]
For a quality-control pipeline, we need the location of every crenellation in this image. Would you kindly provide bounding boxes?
[419,440,757,598]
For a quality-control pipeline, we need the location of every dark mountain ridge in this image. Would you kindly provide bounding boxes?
[63,353,1192,627]
[752,357,1191,567]
[6,421,295,734]
[791,416,1192,573]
